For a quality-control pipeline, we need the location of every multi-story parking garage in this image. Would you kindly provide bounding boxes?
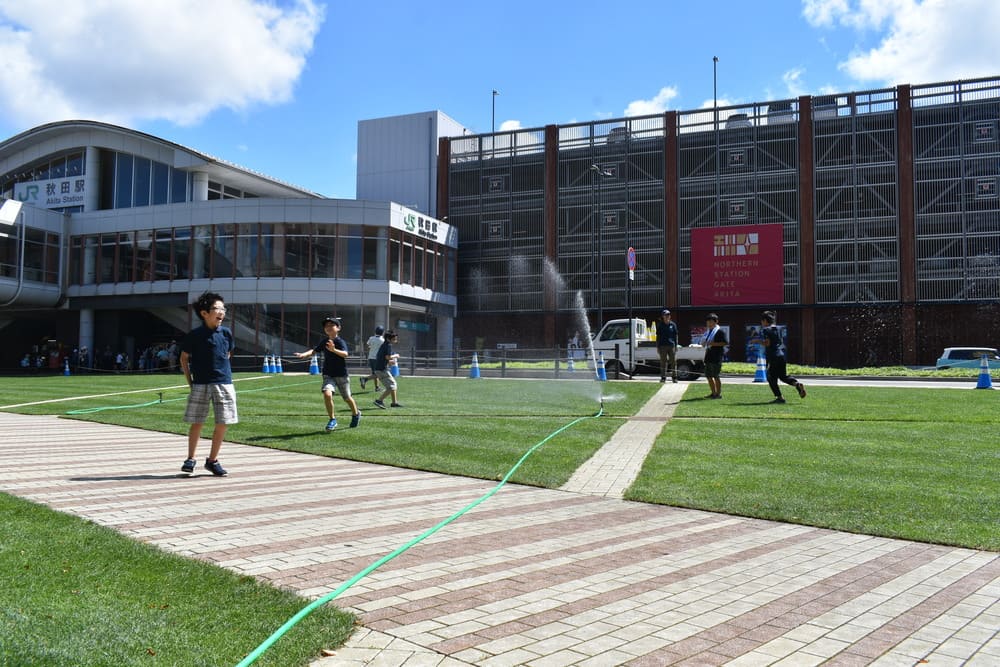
[0,121,457,371]
[439,76,1000,368]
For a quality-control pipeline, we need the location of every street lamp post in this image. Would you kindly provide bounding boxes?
[590,164,613,327]
[492,89,499,133]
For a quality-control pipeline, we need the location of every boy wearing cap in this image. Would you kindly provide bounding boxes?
[294,317,361,430]
[655,309,679,383]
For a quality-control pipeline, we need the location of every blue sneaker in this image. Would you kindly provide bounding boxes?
[204,459,228,477]
[181,458,196,474]
[349,413,361,428]
[325,418,338,431]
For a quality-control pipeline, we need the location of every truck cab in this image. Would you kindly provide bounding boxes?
[591,318,705,379]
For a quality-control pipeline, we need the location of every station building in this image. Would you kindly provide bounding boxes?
[438,76,1000,367]
[0,120,457,370]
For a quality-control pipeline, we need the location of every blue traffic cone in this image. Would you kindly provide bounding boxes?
[262,355,270,373]
[469,352,481,379]
[275,356,283,374]
[596,352,607,381]
[308,354,320,375]
[266,355,275,373]
[753,349,767,383]
[567,355,575,373]
[64,358,71,376]
[975,354,994,389]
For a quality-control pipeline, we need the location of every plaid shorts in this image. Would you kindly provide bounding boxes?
[322,375,352,398]
[183,383,238,424]
[375,369,397,391]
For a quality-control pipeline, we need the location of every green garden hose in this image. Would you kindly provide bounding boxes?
[235,401,605,667]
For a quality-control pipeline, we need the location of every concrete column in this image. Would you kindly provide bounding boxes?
[84,147,100,212]
[192,172,209,202]
[436,315,454,367]
[79,308,94,367]
[83,236,97,284]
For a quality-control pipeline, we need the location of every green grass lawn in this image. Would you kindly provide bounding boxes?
[627,383,1000,550]
[0,492,353,667]
[1,371,998,665]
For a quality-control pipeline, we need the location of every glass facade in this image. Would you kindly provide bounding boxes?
[97,149,191,210]
[69,222,451,287]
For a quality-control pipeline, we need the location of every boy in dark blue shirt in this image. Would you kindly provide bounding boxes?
[179,291,237,476]
[373,330,403,408]
[294,316,361,430]
[758,310,806,403]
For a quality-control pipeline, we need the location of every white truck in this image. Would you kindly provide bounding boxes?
[590,318,706,379]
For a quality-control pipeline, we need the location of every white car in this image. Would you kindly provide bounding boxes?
[935,347,1000,370]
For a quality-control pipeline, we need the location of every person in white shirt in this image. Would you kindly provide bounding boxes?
[360,326,384,391]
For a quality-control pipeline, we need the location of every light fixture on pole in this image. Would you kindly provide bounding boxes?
[590,164,613,327]
[0,198,26,308]
[713,56,719,129]
[492,89,499,133]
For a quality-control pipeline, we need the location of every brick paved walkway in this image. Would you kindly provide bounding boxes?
[1,387,997,666]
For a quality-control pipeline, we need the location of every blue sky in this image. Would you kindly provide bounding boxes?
[2,0,998,199]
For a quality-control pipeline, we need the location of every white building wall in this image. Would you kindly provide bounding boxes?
[356,110,469,217]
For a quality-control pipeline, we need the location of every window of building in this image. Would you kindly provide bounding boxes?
[115,154,133,209]
[152,162,169,205]
[134,157,151,207]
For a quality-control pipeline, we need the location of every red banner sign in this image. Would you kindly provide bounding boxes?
[690,224,784,305]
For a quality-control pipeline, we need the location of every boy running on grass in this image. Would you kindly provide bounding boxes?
[294,316,361,431]
[758,310,806,404]
[373,330,403,408]
[179,291,236,477]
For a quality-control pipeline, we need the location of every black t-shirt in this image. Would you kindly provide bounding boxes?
[762,325,785,361]
[179,324,234,384]
[703,326,727,364]
[312,336,349,377]
[374,340,394,372]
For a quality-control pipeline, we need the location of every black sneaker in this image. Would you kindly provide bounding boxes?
[181,458,196,474]
[204,459,228,477]
[796,382,807,398]
[374,399,387,409]
[772,397,786,404]
[390,402,404,408]
[349,413,361,428]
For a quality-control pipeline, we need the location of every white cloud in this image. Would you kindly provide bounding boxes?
[498,120,522,131]
[802,0,1000,85]
[0,0,324,129]
[624,86,679,117]
[782,68,808,97]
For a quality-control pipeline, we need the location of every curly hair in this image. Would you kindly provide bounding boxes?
[193,291,225,317]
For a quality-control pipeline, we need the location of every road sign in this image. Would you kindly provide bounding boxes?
[627,246,636,281]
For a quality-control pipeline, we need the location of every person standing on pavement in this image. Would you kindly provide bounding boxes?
[179,291,237,477]
[701,313,727,399]
[655,309,679,383]
[758,310,806,404]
